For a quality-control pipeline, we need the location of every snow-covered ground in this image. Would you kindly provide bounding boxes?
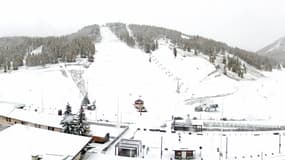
[0,65,83,113]
[1,26,285,160]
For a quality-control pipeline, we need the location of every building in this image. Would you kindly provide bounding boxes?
[0,124,92,160]
[0,102,62,132]
[171,115,203,132]
[0,102,128,154]
[115,139,143,158]
[173,148,196,160]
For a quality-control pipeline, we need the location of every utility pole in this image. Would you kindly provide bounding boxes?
[219,104,224,160]
[279,133,281,154]
[160,136,163,159]
[225,136,228,159]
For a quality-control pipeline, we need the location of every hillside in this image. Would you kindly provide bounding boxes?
[0,23,277,73]
[107,22,276,71]
[0,25,100,71]
[258,36,285,64]
[0,26,284,122]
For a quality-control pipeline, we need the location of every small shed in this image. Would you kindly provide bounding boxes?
[115,139,142,158]
[92,133,110,144]
[173,148,196,160]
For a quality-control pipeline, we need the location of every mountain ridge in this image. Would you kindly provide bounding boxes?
[258,36,285,64]
[0,22,277,72]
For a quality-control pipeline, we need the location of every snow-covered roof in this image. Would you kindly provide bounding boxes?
[116,139,142,149]
[0,102,62,128]
[86,153,146,160]
[173,148,196,151]
[0,124,91,160]
[89,123,125,137]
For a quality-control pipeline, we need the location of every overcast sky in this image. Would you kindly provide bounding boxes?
[0,0,284,52]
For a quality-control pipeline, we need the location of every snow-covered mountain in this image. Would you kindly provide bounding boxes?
[258,37,285,62]
[2,24,285,160]
[0,25,284,122]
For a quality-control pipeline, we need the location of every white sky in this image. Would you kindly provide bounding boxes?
[0,0,284,51]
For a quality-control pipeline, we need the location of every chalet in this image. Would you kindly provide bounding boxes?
[115,139,143,158]
[0,124,92,160]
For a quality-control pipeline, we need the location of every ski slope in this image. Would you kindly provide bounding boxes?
[1,26,285,160]
[84,27,179,125]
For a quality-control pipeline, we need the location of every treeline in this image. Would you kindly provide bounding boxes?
[109,23,276,71]
[25,36,95,66]
[129,24,178,53]
[221,55,246,78]
[228,47,273,71]
[0,25,100,72]
[69,24,102,42]
[107,23,135,47]
[0,37,30,71]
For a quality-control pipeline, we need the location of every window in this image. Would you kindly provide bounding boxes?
[6,117,11,122]
[48,126,54,131]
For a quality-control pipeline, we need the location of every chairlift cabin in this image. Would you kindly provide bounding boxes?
[134,99,147,112]
[87,100,96,111]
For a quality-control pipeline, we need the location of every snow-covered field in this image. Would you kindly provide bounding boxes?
[1,26,285,160]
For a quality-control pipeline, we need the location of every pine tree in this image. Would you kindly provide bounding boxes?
[144,43,151,53]
[194,49,198,56]
[243,64,247,73]
[64,103,72,115]
[155,40,159,50]
[222,55,226,64]
[77,106,90,136]
[209,54,216,63]
[61,105,90,136]
[61,103,75,134]
[173,47,177,58]
[4,64,7,73]
[223,66,227,75]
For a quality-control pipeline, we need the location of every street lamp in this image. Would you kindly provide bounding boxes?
[278,133,281,154]
[199,146,203,160]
